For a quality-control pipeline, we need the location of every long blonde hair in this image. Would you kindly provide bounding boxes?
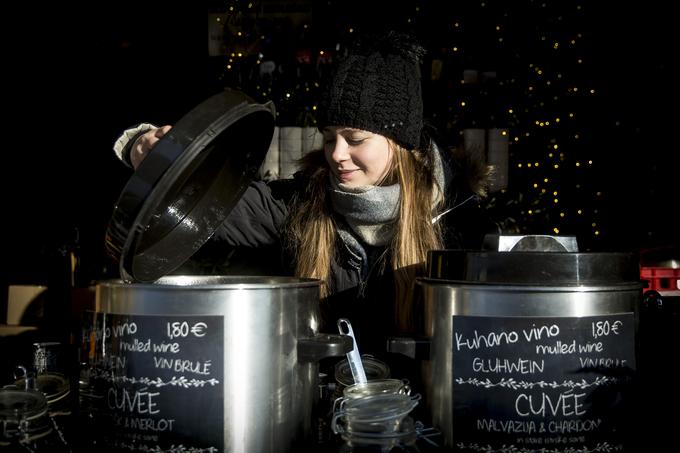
[285,140,444,332]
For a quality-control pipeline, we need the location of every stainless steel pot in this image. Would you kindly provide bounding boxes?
[418,236,642,451]
[84,276,350,453]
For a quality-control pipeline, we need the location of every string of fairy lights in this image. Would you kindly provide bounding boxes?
[212,0,608,249]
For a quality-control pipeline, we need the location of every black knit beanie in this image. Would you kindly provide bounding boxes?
[317,31,425,150]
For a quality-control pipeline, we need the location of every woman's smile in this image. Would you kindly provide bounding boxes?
[336,168,359,182]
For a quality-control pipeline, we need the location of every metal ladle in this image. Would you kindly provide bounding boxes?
[337,318,367,384]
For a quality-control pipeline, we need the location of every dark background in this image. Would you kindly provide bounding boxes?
[3,1,677,299]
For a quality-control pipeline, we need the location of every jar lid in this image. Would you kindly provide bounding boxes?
[15,373,70,403]
[0,389,48,420]
[105,89,276,282]
[335,355,390,387]
[343,379,410,400]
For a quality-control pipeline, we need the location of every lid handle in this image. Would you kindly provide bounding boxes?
[483,234,579,252]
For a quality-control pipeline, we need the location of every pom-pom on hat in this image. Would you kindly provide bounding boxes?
[317,31,426,150]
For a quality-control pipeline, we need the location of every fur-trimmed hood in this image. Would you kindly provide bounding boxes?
[431,139,492,224]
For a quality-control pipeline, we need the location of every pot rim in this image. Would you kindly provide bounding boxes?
[417,278,644,291]
[97,275,321,289]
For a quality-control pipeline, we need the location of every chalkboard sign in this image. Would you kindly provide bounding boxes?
[451,313,636,452]
[83,312,224,452]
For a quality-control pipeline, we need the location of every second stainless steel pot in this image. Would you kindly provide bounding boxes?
[419,237,642,451]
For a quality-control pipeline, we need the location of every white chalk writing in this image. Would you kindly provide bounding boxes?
[455,329,519,350]
[454,442,623,452]
[94,370,220,388]
[112,441,219,453]
[515,390,587,417]
[153,357,212,376]
[455,376,616,390]
[472,357,545,374]
[452,314,635,451]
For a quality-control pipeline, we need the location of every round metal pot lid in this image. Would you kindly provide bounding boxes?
[426,235,641,285]
[106,89,276,282]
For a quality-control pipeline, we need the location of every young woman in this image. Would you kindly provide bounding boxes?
[113,31,491,355]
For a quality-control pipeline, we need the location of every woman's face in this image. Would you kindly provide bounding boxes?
[323,127,392,187]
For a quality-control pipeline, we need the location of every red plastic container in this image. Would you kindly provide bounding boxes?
[641,267,680,292]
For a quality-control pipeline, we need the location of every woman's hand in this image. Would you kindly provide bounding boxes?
[131,125,172,169]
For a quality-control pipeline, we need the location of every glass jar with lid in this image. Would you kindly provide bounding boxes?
[0,388,70,452]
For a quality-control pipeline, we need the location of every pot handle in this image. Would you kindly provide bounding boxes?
[298,334,353,362]
[386,336,431,360]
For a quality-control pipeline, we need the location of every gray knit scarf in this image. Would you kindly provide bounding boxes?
[329,176,400,246]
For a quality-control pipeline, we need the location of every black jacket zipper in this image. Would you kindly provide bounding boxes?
[356,247,389,298]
